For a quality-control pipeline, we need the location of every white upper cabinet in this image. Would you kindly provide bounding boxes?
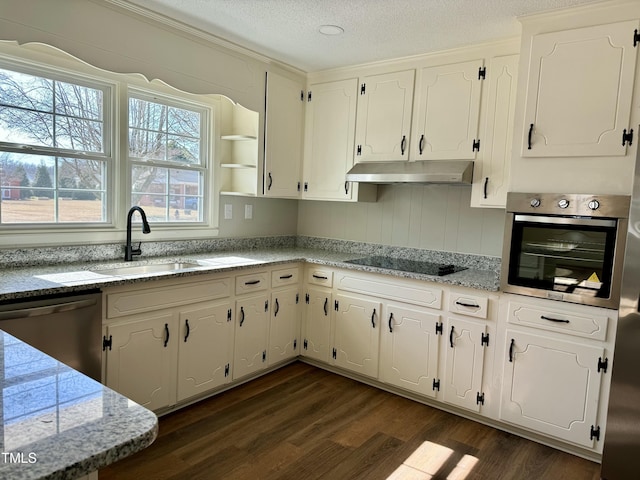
[264,71,304,198]
[354,70,415,162]
[522,20,639,157]
[471,54,519,208]
[412,59,484,160]
[302,78,376,201]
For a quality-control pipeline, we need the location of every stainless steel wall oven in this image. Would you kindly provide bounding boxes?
[501,193,630,309]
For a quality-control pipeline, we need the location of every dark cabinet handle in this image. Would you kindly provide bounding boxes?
[449,325,455,348]
[419,134,425,155]
[527,123,534,150]
[371,308,376,328]
[388,312,394,333]
[268,172,273,190]
[313,274,328,280]
[274,298,279,317]
[345,181,349,195]
[509,338,515,362]
[245,280,261,285]
[400,135,407,155]
[164,323,170,348]
[324,298,328,316]
[184,319,190,342]
[455,300,480,308]
[541,315,570,324]
[483,177,488,199]
[279,274,293,279]
[239,306,245,327]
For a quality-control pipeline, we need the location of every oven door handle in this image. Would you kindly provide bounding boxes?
[514,214,617,228]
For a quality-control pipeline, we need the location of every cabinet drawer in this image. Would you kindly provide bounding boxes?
[506,297,610,341]
[271,266,300,288]
[336,271,442,310]
[306,268,333,287]
[106,278,231,319]
[235,271,269,295]
[448,291,489,319]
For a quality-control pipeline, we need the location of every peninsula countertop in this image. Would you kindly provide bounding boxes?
[0,246,500,302]
[0,330,158,480]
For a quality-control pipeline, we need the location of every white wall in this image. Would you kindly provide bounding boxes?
[297,185,506,257]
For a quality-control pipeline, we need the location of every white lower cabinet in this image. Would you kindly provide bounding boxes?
[105,312,178,411]
[177,301,233,402]
[233,293,270,380]
[500,329,605,449]
[268,286,300,366]
[380,303,441,397]
[333,293,381,378]
[301,286,333,363]
[443,316,488,412]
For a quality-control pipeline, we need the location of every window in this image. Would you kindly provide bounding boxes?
[128,92,207,223]
[0,66,110,224]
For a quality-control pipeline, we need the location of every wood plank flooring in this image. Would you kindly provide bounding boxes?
[100,362,601,480]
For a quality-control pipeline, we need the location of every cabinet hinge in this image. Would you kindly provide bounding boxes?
[296,293,299,304]
[435,322,443,335]
[590,425,601,441]
[294,338,297,350]
[360,83,366,95]
[481,333,490,347]
[432,379,440,391]
[472,139,480,152]
[102,335,112,351]
[307,91,312,102]
[227,308,232,322]
[305,293,310,304]
[332,348,337,359]
[634,28,640,47]
[304,182,308,192]
[265,300,269,312]
[297,181,301,192]
[623,128,634,146]
[300,90,305,101]
[476,392,485,405]
[356,145,362,156]
[224,364,230,377]
[303,339,308,350]
[262,350,267,362]
[598,357,609,373]
[334,300,339,311]
[478,66,486,80]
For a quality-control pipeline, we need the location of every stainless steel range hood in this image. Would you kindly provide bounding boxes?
[345,160,473,184]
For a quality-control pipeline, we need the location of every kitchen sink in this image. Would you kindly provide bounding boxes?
[93,262,201,276]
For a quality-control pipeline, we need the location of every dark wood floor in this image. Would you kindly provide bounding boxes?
[100,362,601,480]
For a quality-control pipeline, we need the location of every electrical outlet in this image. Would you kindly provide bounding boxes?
[245,204,253,220]
[224,204,232,220]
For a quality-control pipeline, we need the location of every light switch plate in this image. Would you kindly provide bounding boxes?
[244,204,253,220]
[224,204,232,219]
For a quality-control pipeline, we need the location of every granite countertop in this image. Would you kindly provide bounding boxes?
[0,246,500,302]
[0,330,157,480]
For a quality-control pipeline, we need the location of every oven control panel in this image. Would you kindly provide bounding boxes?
[507,192,630,218]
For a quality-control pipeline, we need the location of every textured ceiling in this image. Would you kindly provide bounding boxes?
[123,0,599,72]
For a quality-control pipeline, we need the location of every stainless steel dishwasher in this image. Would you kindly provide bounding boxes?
[0,290,102,381]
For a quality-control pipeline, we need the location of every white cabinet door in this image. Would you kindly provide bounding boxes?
[233,294,270,380]
[500,329,605,448]
[354,70,415,162]
[380,303,441,398]
[333,293,381,378]
[413,59,484,160]
[302,79,376,201]
[105,313,177,411]
[177,301,233,402]
[522,20,639,157]
[443,317,487,412]
[301,287,332,362]
[471,54,518,208]
[264,71,304,198]
[269,287,300,366]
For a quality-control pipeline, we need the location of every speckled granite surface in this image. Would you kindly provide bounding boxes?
[0,236,501,301]
[0,331,157,480]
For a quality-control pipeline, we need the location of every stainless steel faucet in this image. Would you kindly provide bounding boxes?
[125,206,151,261]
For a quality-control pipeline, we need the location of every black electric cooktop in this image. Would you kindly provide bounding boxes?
[344,256,467,276]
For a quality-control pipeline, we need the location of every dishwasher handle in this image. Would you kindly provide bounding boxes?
[0,298,99,321]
